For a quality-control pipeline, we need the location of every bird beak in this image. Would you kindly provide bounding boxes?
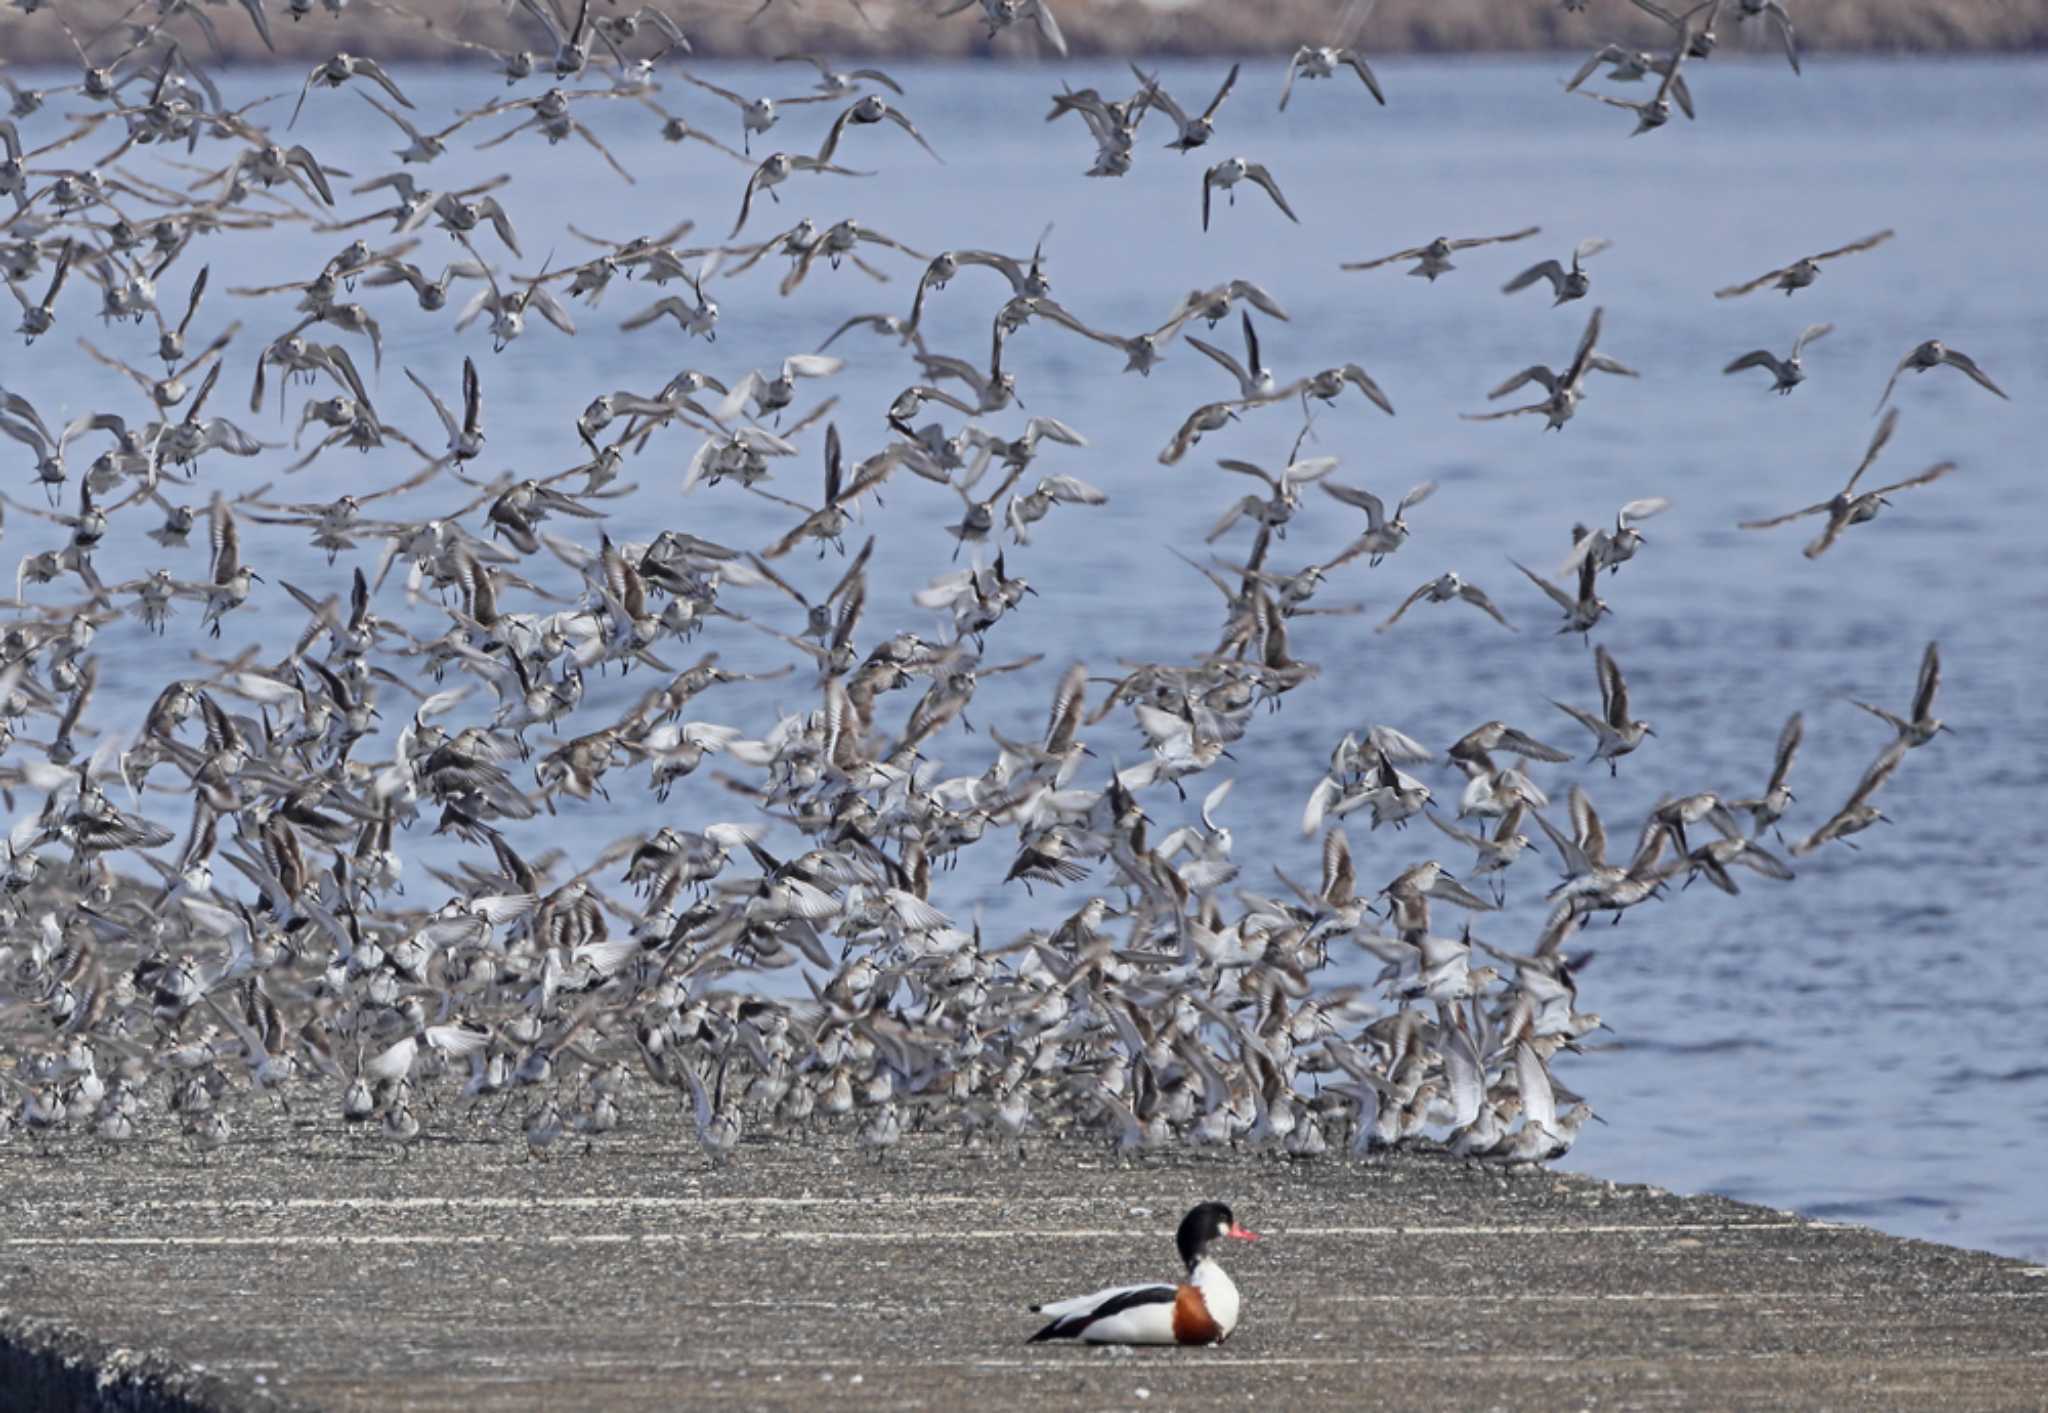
[1590,1110,1610,1126]
[1227,1223,1260,1242]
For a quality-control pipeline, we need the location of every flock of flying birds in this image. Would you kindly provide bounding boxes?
[0,0,2004,1173]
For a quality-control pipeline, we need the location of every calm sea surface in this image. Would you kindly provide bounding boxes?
[6,58,2045,1259]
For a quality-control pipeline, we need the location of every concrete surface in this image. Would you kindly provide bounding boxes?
[4,1119,2046,1411]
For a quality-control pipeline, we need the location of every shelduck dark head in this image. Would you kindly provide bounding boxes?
[1176,1202,1259,1270]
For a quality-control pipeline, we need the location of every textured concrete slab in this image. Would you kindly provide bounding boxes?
[4,1121,2045,1410]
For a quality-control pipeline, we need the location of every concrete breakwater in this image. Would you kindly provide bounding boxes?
[2,0,2045,66]
[3,1128,2045,1411]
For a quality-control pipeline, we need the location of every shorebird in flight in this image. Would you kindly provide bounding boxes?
[1873,340,2009,413]
[1200,157,1299,232]
[1343,227,1540,281]
[1723,323,1832,395]
[1736,408,1958,558]
[1714,229,1894,298]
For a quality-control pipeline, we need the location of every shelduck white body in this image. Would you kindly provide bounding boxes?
[1027,1202,1258,1346]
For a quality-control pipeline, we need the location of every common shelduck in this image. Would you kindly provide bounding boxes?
[1027,1203,1259,1346]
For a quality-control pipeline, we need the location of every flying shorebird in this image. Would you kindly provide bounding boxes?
[1551,644,1655,775]
[1279,45,1385,109]
[1562,497,1671,577]
[1378,572,1515,634]
[730,152,871,239]
[1736,407,1957,559]
[1729,711,1805,839]
[1873,340,2009,413]
[1576,42,1695,136]
[1714,230,1894,298]
[1465,305,1636,430]
[1320,480,1435,567]
[1792,739,1905,857]
[1733,0,1801,73]
[1563,46,1697,120]
[1185,311,1273,399]
[1723,322,1832,394]
[815,94,943,165]
[1510,555,1610,637]
[1502,238,1611,305]
[1850,640,1950,747]
[1132,61,1241,151]
[1633,0,1724,58]
[291,53,413,130]
[1342,227,1541,281]
[676,72,835,154]
[775,53,906,99]
[1201,157,1298,232]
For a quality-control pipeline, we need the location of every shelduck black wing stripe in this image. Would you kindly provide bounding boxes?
[1027,1284,1175,1342]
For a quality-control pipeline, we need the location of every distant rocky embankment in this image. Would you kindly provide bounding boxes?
[2,0,2043,66]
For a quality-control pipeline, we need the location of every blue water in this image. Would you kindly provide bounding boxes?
[4,56,2044,1259]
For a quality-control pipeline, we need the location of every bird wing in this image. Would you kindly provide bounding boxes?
[1937,347,2008,399]
[1187,335,1250,391]
[1488,365,1560,399]
[1564,45,1625,93]
[1596,644,1629,724]
[1341,365,1396,415]
[1713,262,1796,299]
[1722,349,1784,378]
[1766,711,1804,794]
[1873,350,1915,413]
[1792,322,1833,357]
[1337,49,1386,104]
[1321,480,1387,531]
[1341,244,1426,271]
[1457,581,1515,631]
[1376,580,1434,632]
[1502,259,1565,295]
[1868,460,1957,498]
[1452,226,1540,251]
[1509,558,1573,611]
[1811,229,1894,263]
[1737,499,1830,531]
[1244,164,1299,223]
[1911,641,1941,725]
